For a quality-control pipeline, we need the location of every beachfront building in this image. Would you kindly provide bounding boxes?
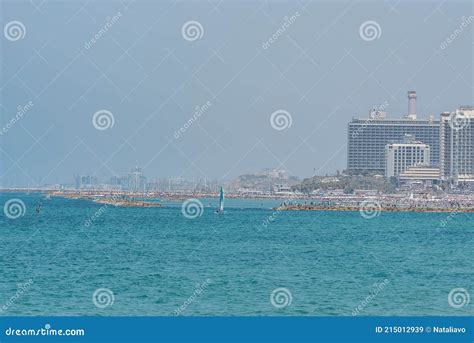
[347,91,439,173]
[439,106,474,185]
[398,165,440,184]
[274,184,293,195]
[385,135,431,177]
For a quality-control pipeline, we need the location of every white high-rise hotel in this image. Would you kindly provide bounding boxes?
[385,135,430,178]
[440,107,474,184]
[347,92,439,172]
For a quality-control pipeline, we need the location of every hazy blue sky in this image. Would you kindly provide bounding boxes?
[1,0,472,187]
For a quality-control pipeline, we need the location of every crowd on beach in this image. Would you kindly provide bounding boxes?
[277,195,474,212]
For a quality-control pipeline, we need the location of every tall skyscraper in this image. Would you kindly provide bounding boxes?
[347,91,439,172]
[439,107,474,184]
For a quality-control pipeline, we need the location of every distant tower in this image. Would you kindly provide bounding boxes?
[406,91,417,120]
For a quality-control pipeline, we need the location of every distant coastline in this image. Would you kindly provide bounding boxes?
[2,188,473,212]
[0,188,300,201]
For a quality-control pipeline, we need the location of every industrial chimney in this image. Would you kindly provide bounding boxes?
[407,91,417,120]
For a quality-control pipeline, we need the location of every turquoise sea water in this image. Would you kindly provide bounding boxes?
[0,192,472,316]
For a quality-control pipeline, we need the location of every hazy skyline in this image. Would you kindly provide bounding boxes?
[1,0,472,187]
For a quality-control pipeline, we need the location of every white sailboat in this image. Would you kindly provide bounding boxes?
[215,187,225,214]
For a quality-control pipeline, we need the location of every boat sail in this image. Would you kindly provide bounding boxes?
[216,187,225,213]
